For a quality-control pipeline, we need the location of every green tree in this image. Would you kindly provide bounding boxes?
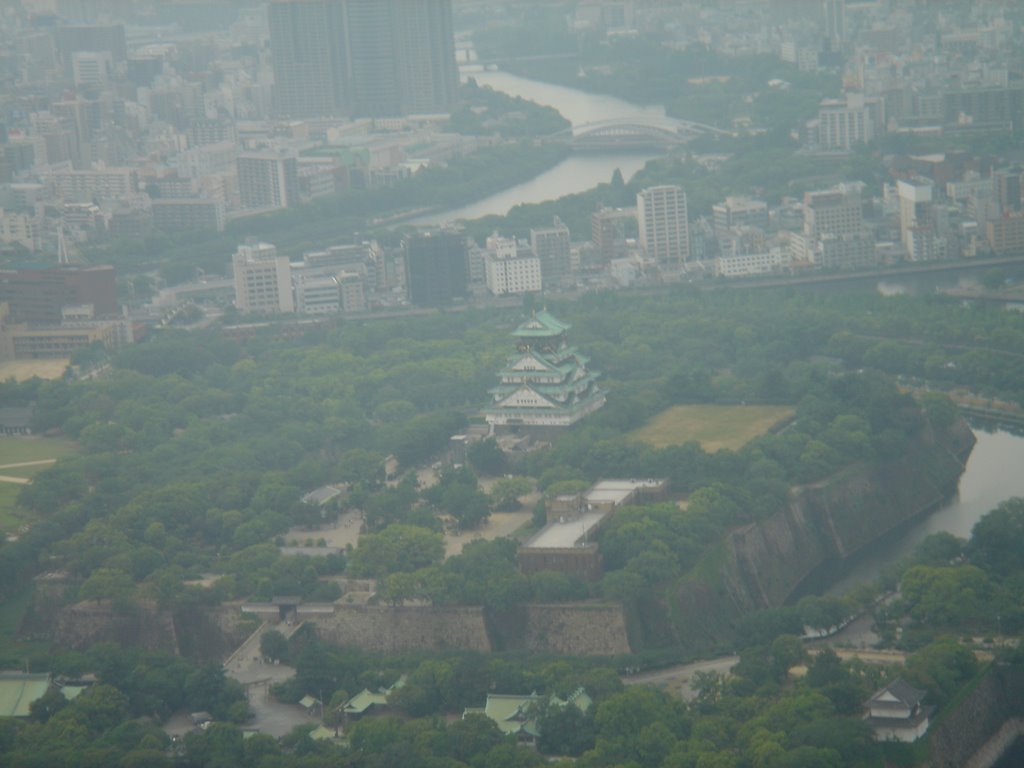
[348,524,445,577]
[970,498,1024,576]
[260,629,289,662]
[489,477,533,511]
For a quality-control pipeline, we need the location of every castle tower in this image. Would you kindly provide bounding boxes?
[483,310,605,430]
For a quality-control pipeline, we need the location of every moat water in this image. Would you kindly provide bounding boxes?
[826,426,1024,594]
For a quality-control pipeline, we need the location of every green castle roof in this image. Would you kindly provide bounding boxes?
[512,310,571,339]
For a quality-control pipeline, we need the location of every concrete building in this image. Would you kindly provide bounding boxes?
[986,215,1024,256]
[52,167,137,203]
[712,196,769,237]
[816,93,881,150]
[716,249,784,277]
[803,185,864,239]
[232,241,294,314]
[403,230,467,306]
[591,206,634,264]
[484,234,542,296]
[517,479,665,580]
[0,210,43,252]
[71,50,113,88]
[637,185,689,267]
[530,217,572,285]
[0,264,117,324]
[151,198,225,232]
[237,151,298,210]
[898,178,942,261]
[338,271,366,312]
[294,272,341,314]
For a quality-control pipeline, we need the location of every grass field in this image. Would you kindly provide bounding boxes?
[0,437,78,535]
[0,436,77,466]
[628,404,795,452]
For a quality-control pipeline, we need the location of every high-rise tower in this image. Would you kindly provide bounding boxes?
[269,0,347,118]
[268,0,458,119]
[637,185,689,267]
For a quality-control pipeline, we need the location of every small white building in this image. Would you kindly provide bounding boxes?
[864,679,932,743]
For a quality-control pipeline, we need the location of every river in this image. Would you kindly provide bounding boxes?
[410,70,662,225]
[826,426,1024,594]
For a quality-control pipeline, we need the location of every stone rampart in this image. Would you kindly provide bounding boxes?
[512,603,631,656]
[54,600,179,655]
[926,665,1024,768]
[306,604,492,653]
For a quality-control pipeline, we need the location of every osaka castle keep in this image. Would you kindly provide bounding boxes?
[483,310,606,430]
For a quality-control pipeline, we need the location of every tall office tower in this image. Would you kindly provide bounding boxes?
[403,231,468,306]
[393,0,459,115]
[637,185,689,267]
[268,0,346,118]
[994,166,1023,214]
[898,178,940,262]
[233,241,294,314]
[822,0,844,46]
[346,0,458,117]
[267,0,457,119]
[531,217,572,285]
[237,151,298,209]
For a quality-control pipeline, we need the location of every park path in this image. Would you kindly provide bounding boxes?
[0,458,56,485]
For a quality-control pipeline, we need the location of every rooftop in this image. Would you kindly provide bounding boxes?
[512,310,571,339]
[0,673,51,718]
[524,510,608,549]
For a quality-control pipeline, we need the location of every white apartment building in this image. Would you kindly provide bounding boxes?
[637,185,689,266]
[716,249,784,277]
[232,241,294,314]
[898,178,942,261]
[51,167,138,202]
[816,93,881,150]
[484,234,542,295]
[0,209,43,252]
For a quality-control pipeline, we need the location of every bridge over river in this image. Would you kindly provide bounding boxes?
[544,116,735,150]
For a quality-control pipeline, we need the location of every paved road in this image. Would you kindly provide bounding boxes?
[222,621,317,738]
[624,656,740,701]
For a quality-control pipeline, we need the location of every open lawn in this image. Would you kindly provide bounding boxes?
[0,437,77,536]
[0,436,77,466]
[628,404,795,452]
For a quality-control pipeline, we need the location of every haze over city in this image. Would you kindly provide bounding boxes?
[1,2,1024,767]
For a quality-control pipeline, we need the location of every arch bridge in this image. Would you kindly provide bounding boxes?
[545,117,734,150]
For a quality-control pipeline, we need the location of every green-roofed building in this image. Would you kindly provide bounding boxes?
[483,310,605,431]
[463,686,592,745]
[0,672,52,718]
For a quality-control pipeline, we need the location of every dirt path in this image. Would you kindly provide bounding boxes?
[0,459,57,470]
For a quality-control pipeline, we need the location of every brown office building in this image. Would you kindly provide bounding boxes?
[0,265,117,324]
